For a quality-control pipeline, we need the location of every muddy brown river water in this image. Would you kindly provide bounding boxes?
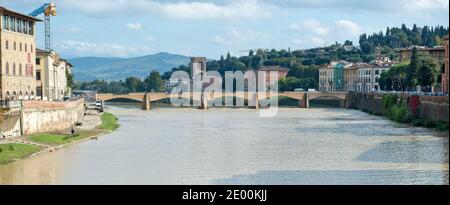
[0,107,448,185]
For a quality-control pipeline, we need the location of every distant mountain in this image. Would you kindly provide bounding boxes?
[69,52,190,81]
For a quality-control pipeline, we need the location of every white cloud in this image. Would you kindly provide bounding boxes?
[126,23,143,30]
[57,40,152,57]
[402,0,449,12]
[54,0,272,20]
[211,27,271,46]
[159,0,272,20]
[57,26,88,34]
[289,19,330,36]
[335,20,362,36]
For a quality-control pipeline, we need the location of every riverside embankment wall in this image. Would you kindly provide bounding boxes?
[21,99,85,135]
[349,92,449,122]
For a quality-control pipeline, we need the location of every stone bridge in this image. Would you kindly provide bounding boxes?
[96,92,349,110]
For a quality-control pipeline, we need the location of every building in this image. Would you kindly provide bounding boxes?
[36,49,72,101]
[0,7,41,101]
[319,61,353,92]
[371,61,394,91]
[344,64,359,92]
[398,46,446,63]
[319,65,333,92]
[443,36,449,93]
[351,61,393,92]
[320,59,393,93]
[258,66,289,86]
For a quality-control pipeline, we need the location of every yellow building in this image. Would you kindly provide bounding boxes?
[344,65,358,92]
[0,7,41,100]
[36,49,73,101]
[398,46,445,63]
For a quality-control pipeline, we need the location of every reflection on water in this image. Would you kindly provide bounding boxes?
[0,106,448,185]
[213,170,449,185]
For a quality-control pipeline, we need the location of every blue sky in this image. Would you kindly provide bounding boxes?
[2,0,449,59]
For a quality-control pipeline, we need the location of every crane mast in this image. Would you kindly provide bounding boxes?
[29,3,56,51]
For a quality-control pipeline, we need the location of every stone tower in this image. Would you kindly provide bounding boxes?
[190,57,207,78]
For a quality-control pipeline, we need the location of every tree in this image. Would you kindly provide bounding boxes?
[406,47,419,88]
[344,40,353,46]
[125,77,143,92]
[380,62,409,91]
[145,71,163,92]
[66,69,74,91]
[226,52,232,60]
[417,56,439,89]
[360,41,374,54]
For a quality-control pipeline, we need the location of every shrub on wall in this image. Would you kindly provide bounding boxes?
[388,105,413,123]
[382,93,397,110]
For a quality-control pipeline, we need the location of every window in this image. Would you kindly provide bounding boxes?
[28,22,33,35]
[5,62,9,75]
[25,44,27,52]
[18,19,22,33]
[10,17,15,31]
[36,87,42,97]
[13,42,16,50]
[15,18,19,32]
[20,43,22,52]
[5,40,8,50]
[36,58,41,65]
[31,44,33,52]
[2,15,7,30]
[12,63,16,75]
[19,64,22,75]
[22,20,26,33]
[36,71,41,80]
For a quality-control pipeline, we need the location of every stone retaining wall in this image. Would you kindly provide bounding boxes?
[21,99,85,135]
[349,92,449,122]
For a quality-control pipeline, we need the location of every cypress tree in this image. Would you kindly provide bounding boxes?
[407,47,420,88]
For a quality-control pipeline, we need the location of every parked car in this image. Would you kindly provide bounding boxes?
[96,100,104,112]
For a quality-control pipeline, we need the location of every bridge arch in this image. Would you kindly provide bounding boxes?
[97,94,144,102]
[308,92,348,101]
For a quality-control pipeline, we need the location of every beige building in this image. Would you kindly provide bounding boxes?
[344,65,358,92]
[398,46,445,63]
[36,49,72,101]
[0,7,41,100]
[355,62,392,92]
[319,65,333,92]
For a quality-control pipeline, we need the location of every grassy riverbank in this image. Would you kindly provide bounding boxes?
[28,129,106,146]
[0,112,119,165]
[99,112,120,131]
[0,143,41,165]
[28,112,119,146]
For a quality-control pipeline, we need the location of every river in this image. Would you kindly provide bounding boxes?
[0,106,448,185]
